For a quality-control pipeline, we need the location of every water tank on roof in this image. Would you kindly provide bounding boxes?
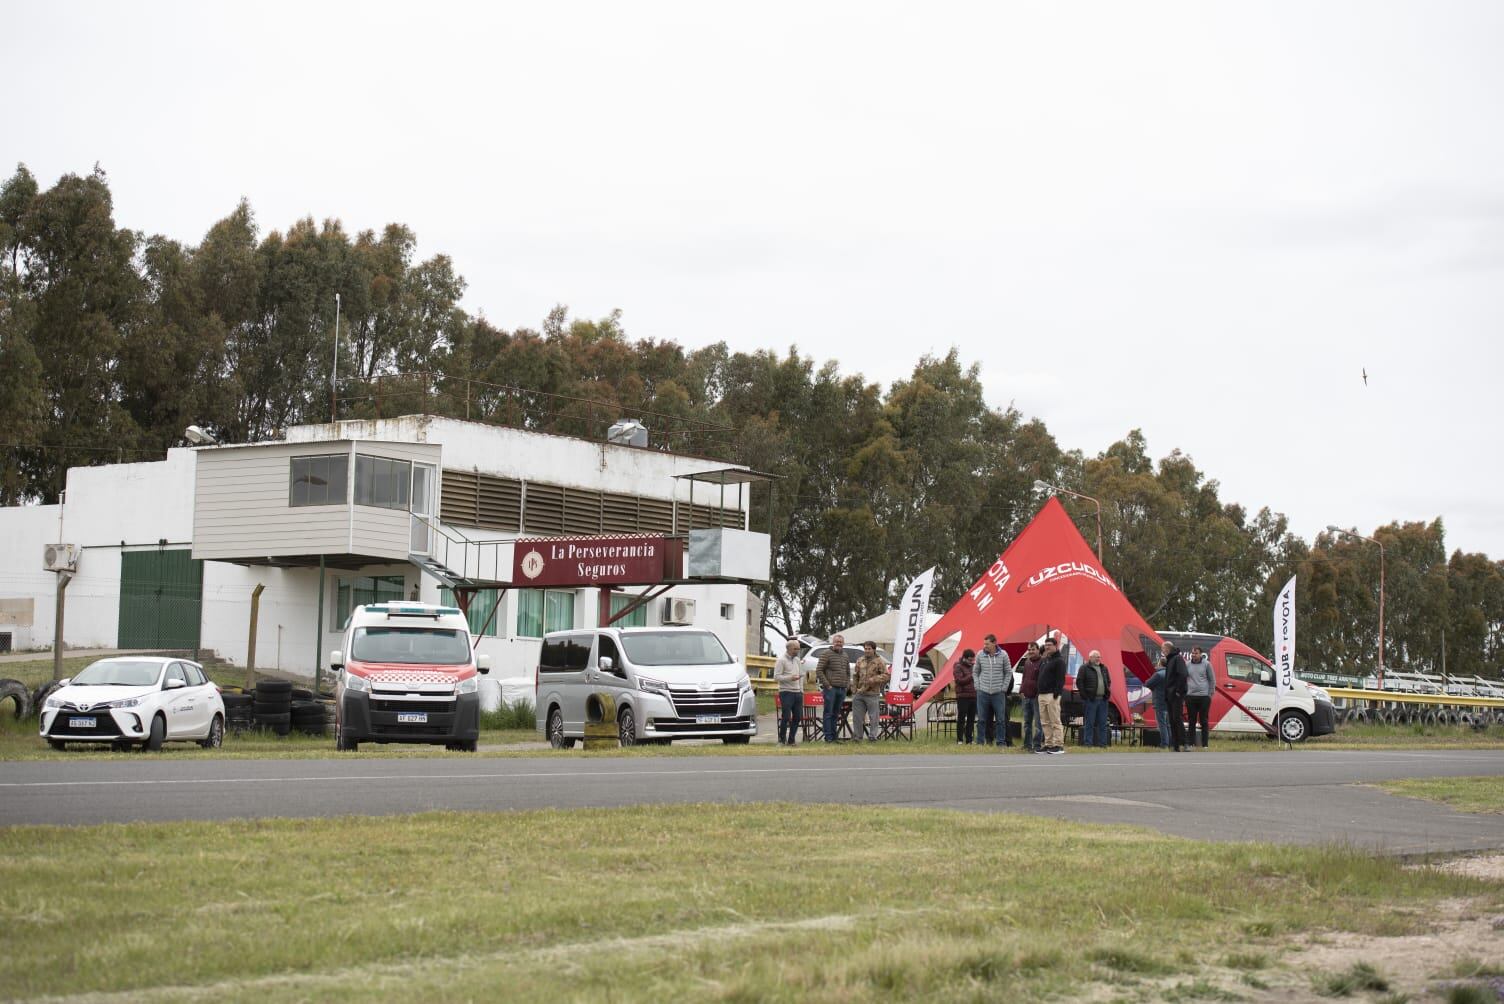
[607,419,648,447]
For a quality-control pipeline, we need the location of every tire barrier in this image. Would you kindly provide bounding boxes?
[290,700,331,735]
[30,680,61,718]
[0,678,30,720]
[250,680,293,734]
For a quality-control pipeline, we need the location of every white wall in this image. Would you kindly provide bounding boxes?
[0,419,759,678]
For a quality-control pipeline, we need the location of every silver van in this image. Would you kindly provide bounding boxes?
[535,627,757,747]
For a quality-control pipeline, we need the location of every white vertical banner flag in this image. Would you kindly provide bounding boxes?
[1274,575,1297,707]
[890,567,936,694]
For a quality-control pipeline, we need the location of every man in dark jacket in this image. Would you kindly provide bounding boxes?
[1075,649,1112,748]
[952,649,977,745]
[1160,641,1189,752]
[1015,642,1043,752]
[1036,637,1067,754]
[815,634,853,743]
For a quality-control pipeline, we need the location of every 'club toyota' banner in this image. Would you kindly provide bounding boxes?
[1274,575,1296,705]
[890,567,935,693]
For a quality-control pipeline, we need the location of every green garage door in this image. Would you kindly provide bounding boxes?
[118,549,204,649]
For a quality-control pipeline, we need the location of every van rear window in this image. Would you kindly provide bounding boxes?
[352,627,470,665]
[621,631,732,666]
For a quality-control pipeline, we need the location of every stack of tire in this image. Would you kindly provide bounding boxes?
[220,691,254,731]
[290,688,331,736]
[252,679,292,736]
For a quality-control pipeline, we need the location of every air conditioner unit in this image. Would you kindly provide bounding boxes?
[663,597,696,625]
[43,543,80,572]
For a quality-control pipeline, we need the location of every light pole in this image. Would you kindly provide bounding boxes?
[329,292,342,424]
[1326,524,1386,690]
[1034,479,1103,564]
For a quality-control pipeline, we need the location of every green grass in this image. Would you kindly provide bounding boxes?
[1314,961,1390,996]
[0,805,1497,1003]
[1376,776,1504,814]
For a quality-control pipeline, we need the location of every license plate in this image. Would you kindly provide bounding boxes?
[397,712,428,724]
[68,717,96,728]
[695,714,722,725]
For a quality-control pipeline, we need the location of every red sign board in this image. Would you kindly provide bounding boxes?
[512,535,678,586]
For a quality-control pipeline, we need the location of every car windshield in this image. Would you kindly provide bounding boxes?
[70,660,163,687]
[351,627,471,665]
[620,631,732,666]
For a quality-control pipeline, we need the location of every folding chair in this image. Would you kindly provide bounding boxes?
[800,691,824,743]
[926,697,957,739]
[879,691,915,740]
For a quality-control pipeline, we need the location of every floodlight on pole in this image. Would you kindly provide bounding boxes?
[1326,524,1386,690]
[330,292,342,424]
[1033,479,1104,563]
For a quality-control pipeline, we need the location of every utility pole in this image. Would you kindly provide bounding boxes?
[52,571,74,681]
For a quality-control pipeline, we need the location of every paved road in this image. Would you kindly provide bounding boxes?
[3,750,1501,853]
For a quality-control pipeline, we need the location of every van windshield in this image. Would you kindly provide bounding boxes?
[620,631,732,666]
[351,627,471,665]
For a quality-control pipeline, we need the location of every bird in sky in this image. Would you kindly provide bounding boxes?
[1362,368,1368,386]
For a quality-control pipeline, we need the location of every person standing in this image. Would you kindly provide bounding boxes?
[850,641,890,742]
[773,638,805,747]
[1015,641,1044,752]
[973,634,1014,748]
[1075,649,1112,748]
[1184,645,1215,750]
[952,649,978,745]
[1161,640,1189,753]
[1037,637,1067,754]
[815,634,853,743]
[1145,661,1171,750]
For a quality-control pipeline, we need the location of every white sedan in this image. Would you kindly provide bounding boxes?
[39,657,226,751]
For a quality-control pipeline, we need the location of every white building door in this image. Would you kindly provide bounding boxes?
[411,463,435,555]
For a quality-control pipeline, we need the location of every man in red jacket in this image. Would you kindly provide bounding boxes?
[952,649,977,745]
[1015,641,1043,752]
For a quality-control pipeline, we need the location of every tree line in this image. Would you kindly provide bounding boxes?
[2,164,1501,679]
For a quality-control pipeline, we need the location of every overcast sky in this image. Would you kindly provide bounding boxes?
[9,1,1503,558]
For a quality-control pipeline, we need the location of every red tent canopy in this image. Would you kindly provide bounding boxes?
[918,497,1163,724]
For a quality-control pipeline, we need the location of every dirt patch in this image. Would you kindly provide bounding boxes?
[1425,852,1504,883]
[1266,897,1504,1001]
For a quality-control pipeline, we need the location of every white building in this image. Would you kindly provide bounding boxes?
[0,415,770,697]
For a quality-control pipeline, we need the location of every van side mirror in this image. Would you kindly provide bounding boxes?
[1259,668,1274,686]
[476,653,491,675]
[58,678,71,688]
[330,650,344,669]
[598,656,615,673]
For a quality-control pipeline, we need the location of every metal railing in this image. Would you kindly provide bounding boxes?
[411,515,510,586]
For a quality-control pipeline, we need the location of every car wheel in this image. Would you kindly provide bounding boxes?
[618,707,638,747]
[48,739,65,751]
[1277,710,1310,744]
[145,714,166,752]
[199,715,224,749]
[547,708,574,749]
[335,733,358,752]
